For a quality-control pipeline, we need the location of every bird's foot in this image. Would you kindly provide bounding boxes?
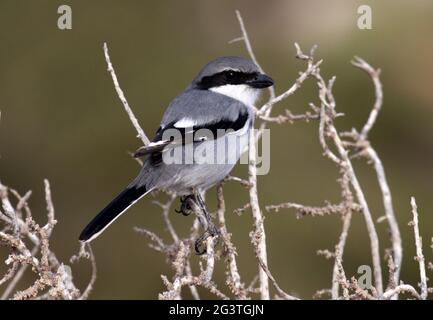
[194,222,220,255]
[175,195,196,216]
[176,192,220,255]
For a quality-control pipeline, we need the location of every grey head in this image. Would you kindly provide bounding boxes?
[190,56,274,106]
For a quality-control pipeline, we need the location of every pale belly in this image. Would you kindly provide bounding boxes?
[151,127,250,195]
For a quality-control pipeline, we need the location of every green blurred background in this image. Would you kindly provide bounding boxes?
[1,0,433,299]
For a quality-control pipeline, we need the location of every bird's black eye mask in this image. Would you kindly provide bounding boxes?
[197,70,258,90]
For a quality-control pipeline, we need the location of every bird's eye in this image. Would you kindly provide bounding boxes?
[226,71,235,78]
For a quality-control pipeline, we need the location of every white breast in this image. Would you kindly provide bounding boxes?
[210,84,260,106]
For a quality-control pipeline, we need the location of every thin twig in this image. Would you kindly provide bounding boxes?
[248,127,269,300]
[332,211,352,299]
[259,58,323,116]
[351,57,383,140]
[266,201,360,218]
[382,284,421,300]
[234,10,275,101]
[1,245,39,299]
[216,184,247,299]
[103,42,150,146]
[367,147,402,291]
[409,197,428,299]
[78,244,97,300]
[350,57,402,292]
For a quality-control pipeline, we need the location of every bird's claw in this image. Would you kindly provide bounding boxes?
[194,224,220,255]
[175,195,196,216]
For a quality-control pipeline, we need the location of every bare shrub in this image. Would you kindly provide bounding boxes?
[1,11,431,300]
[0,180,95,299]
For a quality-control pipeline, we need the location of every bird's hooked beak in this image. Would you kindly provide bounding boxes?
[246,73,274,89]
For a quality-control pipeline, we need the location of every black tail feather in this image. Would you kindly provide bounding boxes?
[79,185,147,242]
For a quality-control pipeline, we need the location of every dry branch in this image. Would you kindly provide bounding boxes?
[409,197,428,299]
[0,181,94,300]
[103,42,150,146]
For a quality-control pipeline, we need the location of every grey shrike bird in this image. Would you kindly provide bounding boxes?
[79,56,274,253]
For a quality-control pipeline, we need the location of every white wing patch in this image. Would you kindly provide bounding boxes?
[174,118,197,128]
[148,140,168,147]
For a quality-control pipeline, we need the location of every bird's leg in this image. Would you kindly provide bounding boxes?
[193,192,220,255]
[174,192,219,254]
